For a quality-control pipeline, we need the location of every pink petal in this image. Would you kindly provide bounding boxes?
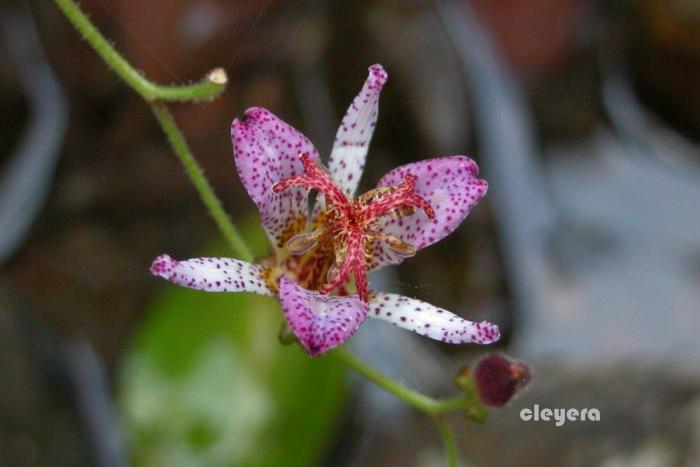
[150,254,273,295]
[279,277,369,357]
[369,292,500,345]
[231,107,320,250]
[370,156,487,269]
[328,64,388,198]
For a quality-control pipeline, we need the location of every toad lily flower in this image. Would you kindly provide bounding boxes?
[151,64,500,356]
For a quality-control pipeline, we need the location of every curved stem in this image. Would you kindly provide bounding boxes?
[53,0,226,102]
[335,349,465,465]
[333,348,468,415]
[434,415,459,467]
[53,0,252,261]
[53,3,467,464]
[150,104,254,262]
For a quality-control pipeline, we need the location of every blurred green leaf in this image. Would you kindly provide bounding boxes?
[119,223,348,467]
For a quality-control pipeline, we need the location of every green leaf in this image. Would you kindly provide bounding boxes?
[118,235,348,466]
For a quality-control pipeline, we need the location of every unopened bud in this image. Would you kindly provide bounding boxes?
[473,354,531,407]
[208,67,228,85]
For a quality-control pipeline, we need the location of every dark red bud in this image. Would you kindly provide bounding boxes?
[474,354,531,407]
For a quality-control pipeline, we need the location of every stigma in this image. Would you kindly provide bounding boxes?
[272,153,435,302]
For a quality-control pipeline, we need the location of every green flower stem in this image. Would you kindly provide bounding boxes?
[333,349,468,415]
[334,349,465,465]
[53,0,226,102]
[434,415,459,467]
[150,104,254,262]
[54,1,466,463]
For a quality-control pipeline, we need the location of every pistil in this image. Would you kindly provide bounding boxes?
[273,153,435,302]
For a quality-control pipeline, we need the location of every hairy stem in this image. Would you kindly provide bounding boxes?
[53,0,252,261]
[334,350,465,465]
[53,0,226,102]
[53,1,466,463]
[334,349,468,415]
[150,104,254,262]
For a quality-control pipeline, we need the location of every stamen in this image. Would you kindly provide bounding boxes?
[326,263,339,283]
[379,233,416,258]
[358,173,435,222]
[319,228,368,302]
[274,156,434,303]
[287,230,322,255]
[356,186,399,206]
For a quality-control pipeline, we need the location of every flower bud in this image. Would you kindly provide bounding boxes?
[473,354,531,407]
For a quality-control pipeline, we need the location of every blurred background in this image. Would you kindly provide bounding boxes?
[1,0,699,465]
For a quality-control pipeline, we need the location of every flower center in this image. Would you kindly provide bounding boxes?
[272,153,435,302]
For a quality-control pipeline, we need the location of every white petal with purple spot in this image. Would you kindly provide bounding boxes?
[328,64,388,198]
[232,107,320,250]
[150,254,273,295]
[279,277,369,357]
[370,156,488,270]
[368,292,500,344]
